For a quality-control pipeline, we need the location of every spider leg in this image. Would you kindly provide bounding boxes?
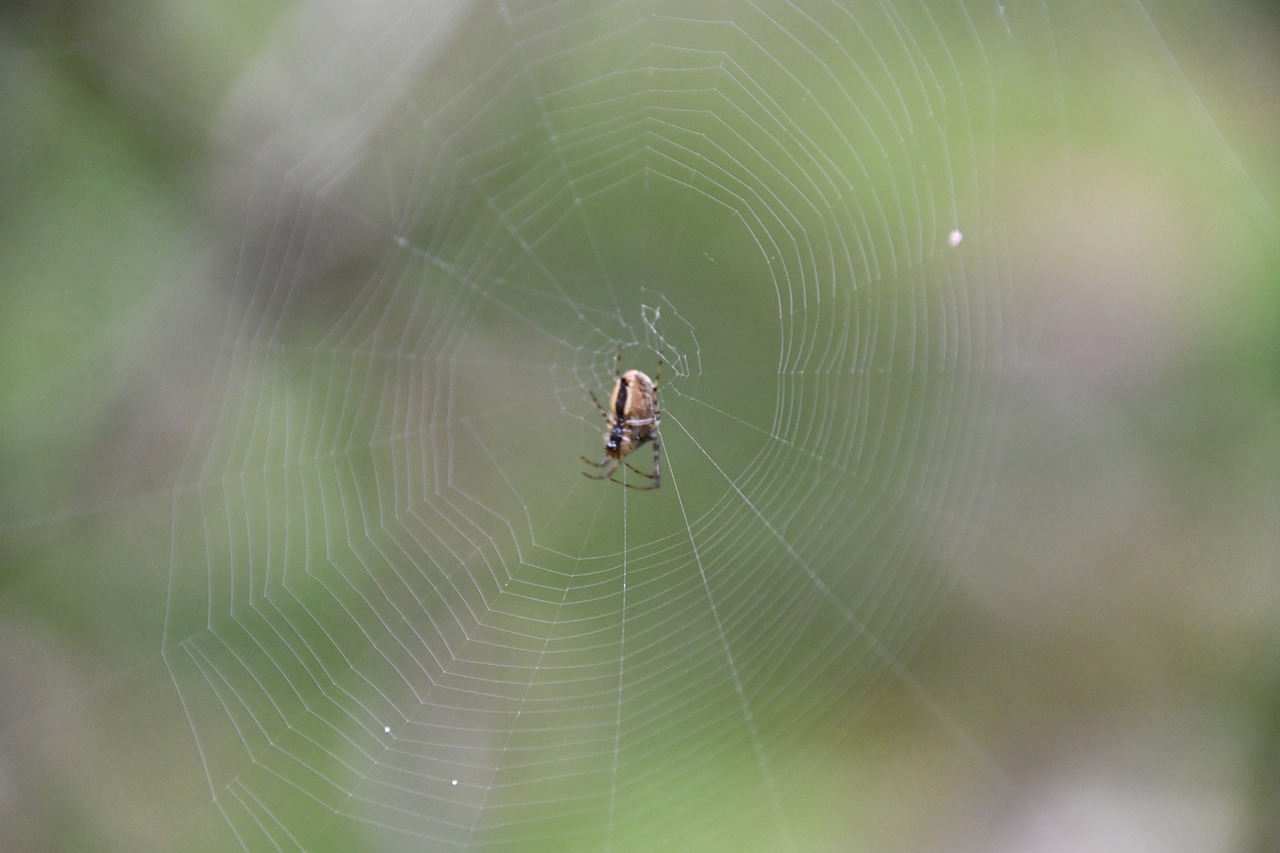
[620,439,660,490]
[618,475,659,490]
[587,390,611,420]
[581,456,619,480]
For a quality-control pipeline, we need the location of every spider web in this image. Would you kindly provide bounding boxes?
[5,0,1273,843]
[0,0,1267,844]
[154,1,1029,848]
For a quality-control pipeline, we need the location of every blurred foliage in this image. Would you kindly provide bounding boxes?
[0,0,1278,850]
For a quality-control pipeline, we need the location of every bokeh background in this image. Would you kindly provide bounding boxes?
[2,1,1278,850]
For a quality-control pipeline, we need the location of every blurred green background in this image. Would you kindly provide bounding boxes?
[1,1,1278,850]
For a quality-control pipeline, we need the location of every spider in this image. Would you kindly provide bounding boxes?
[581,349,662,490]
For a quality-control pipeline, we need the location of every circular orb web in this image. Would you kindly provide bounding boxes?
[162,2,1014,849]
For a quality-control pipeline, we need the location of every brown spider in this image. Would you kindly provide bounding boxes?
[582,349,662,490]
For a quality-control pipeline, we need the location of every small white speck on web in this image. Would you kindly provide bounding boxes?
[948,229,964,247]
[383,725,391,733]
[451,780,459,787]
